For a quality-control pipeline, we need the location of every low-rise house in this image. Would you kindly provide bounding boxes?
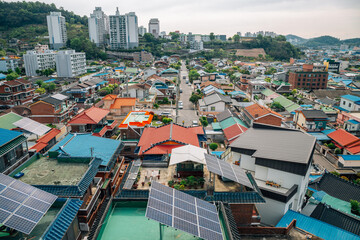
[102,95,136,120]
[198,92,232,114]
[29,93,75,124]
[294,109,328,132]
[229,123,316,225]
[66,78,105,103]
[68,106,116,137]
[242,103,283,127]
[30,128,61,153]
[0,79,35,107]
[339,95,360,112]
[270,81,291,94]
[338,155,360,169]
[159,68,178,79]
[136,123,206,161]
[0,128,28,174]
[328,129,360,155]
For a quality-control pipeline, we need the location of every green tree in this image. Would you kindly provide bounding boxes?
[189,93,202,104]
[188,69,200,81]
[6,72,19,80]
[0,49,6,57]
[199,116,208,127]
[270,102,285,111]
[233,34,240,42]
[210,32,215,41]
[15,67,21,75]
[162,117,172,124]
[170,32,180,41]
[209,143,218,151]
[204,63,216,73]
[35,87,46,94]
[35,80,44,87]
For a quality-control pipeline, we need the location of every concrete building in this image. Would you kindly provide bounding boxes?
[288,64,328,90]
[138,26,147,36]
[88,7,108,46]
[0,57,19,72]
[148,18,160,38]
[109,8,139,49]
[55,50,86,77]
[34,44,49,53]
[23,50,56,77]
[47,12,67,50]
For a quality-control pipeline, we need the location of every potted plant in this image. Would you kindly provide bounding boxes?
[148,182,151,187]
[350,200,360,215]
[168,180,174,187]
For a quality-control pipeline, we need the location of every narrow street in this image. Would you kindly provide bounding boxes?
[176,61,199,126]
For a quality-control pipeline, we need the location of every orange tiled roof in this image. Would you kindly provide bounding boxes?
[102,94,118,100]
[68,106,109,124]
[110,98,136,109]
[30,128,61,152]
[328,129,360,148]
[200,81,221,89]
[245,103,282,119]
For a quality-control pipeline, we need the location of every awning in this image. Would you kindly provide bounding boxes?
[169,145,207,166]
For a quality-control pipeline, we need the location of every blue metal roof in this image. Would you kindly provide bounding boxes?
[321,129,336,135]
[341,94,360,102]
[49,133,122,167]
[96,80,108,86]
[339,155,360,161]
[0,128,23,147]
[333,105,350,112]
[42,199,83,240]
[308,132,331,141]
[0,73,7,79]
[229,91,246,96]
[276,210,360,240]
[348,119,360,125]
[93,72,109,77]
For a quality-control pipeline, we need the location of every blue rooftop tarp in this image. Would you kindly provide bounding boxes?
[229,91,246,96]
[312,190,327,201]
[96,80,108,86]
[276,210,360,240]
[0,128,23,146]
[0,73,6,79]
[44,78,56,83]
[50,133,122,167]
[348,119,360,125]
[321,129,336,135]
[211,151,224,158]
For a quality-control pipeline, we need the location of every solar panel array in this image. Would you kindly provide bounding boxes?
[123,160,142,189]
[0,173,57,235]
[146,181,223,240]
[13,117,51,136]
[205,153,253,189]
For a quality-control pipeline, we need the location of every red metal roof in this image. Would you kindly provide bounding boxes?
[328,129,360,154]
[68,106,109,125]
[137,124,204,155]
[30,142,48,153]
[36,128,61,144]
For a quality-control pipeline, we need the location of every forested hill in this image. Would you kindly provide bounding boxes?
[0,1,87,29]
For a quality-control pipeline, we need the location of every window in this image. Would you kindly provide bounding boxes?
[318,122,323,127]
[5,87,10,92]
[343,101,346,105]
[288,202,293,211]
[210,106,216,111]
[349,103,352,107]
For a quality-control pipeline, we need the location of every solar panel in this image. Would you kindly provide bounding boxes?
[146,181,223,240]
[0,173,57,235]
[205,153,254,189]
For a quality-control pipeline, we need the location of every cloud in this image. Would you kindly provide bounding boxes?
[4,0,360,38]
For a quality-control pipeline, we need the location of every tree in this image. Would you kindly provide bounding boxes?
[153,103,159,109]
[170,32,180,41]
[204,63,216,73]
[189,93,202,104]
[210,32,215,41]
[265,67,276,75]
[199,116,208,127]
[42,82,56,92]
[15,67,21,75]
[35,80,44,87]
[35,87,46,94]
[270,102,285,112]
[188,69,200,81]
[6,72,19,80]
[162,117,172,124]
[232,34,240,43]
[209,143,218,151]
[291,89,297,95]
[0,49,6,57]
[264,77,271,83]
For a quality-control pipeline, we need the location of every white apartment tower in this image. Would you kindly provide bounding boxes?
[109,8,139,49]
[23,50,56,77]
[138,26,147,36]
[55,50,86,77]
[47,12,67,50]
[148,18,160,38]
[88,7,108,46]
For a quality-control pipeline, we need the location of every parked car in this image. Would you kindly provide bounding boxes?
[178,101,183,109]
[192,120,199,126]
[161,111,171,117]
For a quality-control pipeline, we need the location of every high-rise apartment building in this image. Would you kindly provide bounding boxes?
[89,7,108,46]
[55,50,86,77]
[23,50,56,76]
[138,26,147,36]
[47,12,67,50]
[109,8,139,49]
[148,18,160,38]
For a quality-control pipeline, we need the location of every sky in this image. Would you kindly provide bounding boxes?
[6,0,360,39]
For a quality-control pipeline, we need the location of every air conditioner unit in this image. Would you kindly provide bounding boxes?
[79,222,89,232]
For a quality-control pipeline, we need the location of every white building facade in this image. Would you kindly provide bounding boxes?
[109,8,139,49]
[23,50,56,77]
[148,18,160,38]
[47,12,67,50]
[138,26,147,36]
[55,50,86,77]
[0,58,19,72]
[88,7,108,46]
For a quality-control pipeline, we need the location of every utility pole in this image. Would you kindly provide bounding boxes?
[175,69,180,124]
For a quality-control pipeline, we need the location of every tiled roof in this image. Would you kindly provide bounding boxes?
[223,124,247,142]
[276,210,360,240]
[102,94,118,100]
[216,109,234,122]
[301,109,328,119]
[328,129,359,147]
[220,116,247,130]
[310,203,360,236]
[341,94,360,102]
[30,142,48,153]
[42,199,83,240]
[68,106,109,125]
[245,103,282,119]
[30,128,61,152]
[110,98,136,109]
[308,172,360,202]
[137,124,205,155]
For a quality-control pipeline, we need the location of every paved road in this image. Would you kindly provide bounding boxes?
[176,61,199,126]
[312,151,336,172]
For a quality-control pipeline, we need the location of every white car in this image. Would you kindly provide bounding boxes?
[192,120,199,126]
[178,101,183,109]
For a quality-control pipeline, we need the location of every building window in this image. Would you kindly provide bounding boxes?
[343,101,346,105]
[210,106,216,111]
[349,103,352,107]
[5,87,10,92]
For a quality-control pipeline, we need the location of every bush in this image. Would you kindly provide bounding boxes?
[334,148,342,154]
[350,200,360,215]
[153,103,159,109]
[327,143,336,149]
[209,143,218,151]
[330,171,340,176]
[199,116,208,127]
[168,180,174,187]
[162,117,172,124]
